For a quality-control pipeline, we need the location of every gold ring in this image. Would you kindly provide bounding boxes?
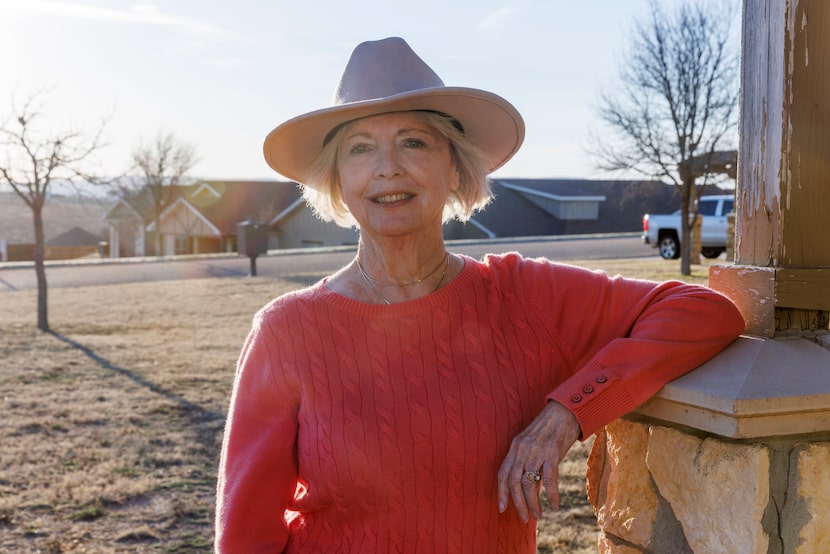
[525,470,541,484]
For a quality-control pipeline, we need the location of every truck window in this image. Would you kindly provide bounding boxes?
[698,200,718,216]
[723,199,734,214]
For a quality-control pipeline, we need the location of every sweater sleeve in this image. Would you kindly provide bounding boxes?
[511,256,745,439]
[215,307,300,553]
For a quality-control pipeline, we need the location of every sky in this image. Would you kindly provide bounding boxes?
[0,0,732,184]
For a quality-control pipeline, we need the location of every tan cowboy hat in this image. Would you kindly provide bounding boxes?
[263,37,525,184]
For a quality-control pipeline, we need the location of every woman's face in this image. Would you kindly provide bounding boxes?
[336,112,458,239]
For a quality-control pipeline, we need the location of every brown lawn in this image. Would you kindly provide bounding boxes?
[0,257,710,553]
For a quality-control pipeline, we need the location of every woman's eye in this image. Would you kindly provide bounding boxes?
[403,138,426,148]
[348,143,371,155]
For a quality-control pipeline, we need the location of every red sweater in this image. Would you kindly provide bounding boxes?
[215,253,743,553]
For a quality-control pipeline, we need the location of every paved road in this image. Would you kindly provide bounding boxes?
[0,234,650,292]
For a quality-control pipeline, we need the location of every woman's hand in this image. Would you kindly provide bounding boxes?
[497,401,581,523]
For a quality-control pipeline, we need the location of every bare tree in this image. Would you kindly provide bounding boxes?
[130,132,198,256]
[0,90,108,332]
[594,0,739,275]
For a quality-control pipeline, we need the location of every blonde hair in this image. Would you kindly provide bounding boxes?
[302,111,491,228]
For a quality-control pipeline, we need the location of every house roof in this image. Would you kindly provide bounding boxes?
[471,180,569,237]
[46,226,102,246]
[107,180,304,234]
[495,178,613,199]
[190,180,303,234]
[103,184,170,223]
[456,178,688,238]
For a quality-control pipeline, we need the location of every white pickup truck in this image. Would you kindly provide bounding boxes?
[642,195,734,259]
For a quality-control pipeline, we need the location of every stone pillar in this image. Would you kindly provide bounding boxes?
[588,1,830,552]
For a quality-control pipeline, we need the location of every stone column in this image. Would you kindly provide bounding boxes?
[587,1,830,552]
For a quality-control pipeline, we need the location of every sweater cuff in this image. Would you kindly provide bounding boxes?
[547,363,636,440]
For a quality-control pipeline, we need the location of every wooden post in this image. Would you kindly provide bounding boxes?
[710,0,830,337]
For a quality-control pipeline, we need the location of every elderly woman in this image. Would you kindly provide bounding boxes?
[215,37,744,553]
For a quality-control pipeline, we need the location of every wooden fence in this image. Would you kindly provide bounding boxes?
[3,244,103,262]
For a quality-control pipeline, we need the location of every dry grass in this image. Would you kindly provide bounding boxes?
[0,257,714,552]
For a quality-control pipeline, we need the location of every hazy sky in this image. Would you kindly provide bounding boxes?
[0,0,738,183]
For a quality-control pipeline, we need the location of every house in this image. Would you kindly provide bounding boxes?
[101,177,728,258]
[444,178,685,240]
[103,191,150,257]
[0,191,107,262]
[103,180,358,258]
[147,180,296,255]
[267,192,360,249]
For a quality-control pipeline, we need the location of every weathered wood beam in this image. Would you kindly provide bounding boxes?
[715,0,830,337]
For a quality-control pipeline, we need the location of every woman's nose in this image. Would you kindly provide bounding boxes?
[374,146,403,178]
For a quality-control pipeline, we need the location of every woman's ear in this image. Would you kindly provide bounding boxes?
[451,167,462,192]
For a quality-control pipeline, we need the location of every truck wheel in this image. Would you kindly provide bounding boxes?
[702,248,724,259]
[658,234,680,259]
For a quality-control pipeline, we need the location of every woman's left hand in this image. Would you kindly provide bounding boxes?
[497,401,581,523]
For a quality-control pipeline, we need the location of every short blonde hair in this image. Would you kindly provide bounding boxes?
[301,111,492,228]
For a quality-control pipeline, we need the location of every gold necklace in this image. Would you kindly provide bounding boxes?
[356,254,451,305]
[358,252,449,287]
[356,260,391,304]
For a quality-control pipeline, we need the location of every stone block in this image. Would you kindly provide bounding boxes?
[783,442,830,553]
[587,419,658,549]
[597,532,645,554]
[647,426,770,553]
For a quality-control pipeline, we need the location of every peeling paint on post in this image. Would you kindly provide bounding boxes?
[738,0,830,269]
[721,0,830,335]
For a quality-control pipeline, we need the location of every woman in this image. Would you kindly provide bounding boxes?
[215,37,744,552]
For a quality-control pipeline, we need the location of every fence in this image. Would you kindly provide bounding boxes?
[2,243,102,262]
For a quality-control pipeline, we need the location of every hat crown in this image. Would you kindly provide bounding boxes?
[333,37,445,105]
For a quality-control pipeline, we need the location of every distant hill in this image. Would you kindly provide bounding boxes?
[0,191,109,245]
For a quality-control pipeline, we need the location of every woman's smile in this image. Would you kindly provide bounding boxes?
[373,192,414,204]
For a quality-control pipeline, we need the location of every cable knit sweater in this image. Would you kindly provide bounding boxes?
[215,253,744,553]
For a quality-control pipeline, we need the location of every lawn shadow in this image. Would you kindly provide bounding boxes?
[48,331,225,435]
[0,274,18,291]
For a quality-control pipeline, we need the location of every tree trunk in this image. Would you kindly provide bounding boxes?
[679,181,692,276]
[154,216,162,256]
[32,201,49,332]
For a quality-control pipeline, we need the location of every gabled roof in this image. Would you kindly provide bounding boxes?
[102,183,182,223]
[268,197,307,227]
[496,178,609,201]
[148,196,222,235]
[105,180,304,234]
[47,226,102,246]
[103,197,144,222]
[470,180,570,237]
[193,180,303,234]
[458,178,681,238]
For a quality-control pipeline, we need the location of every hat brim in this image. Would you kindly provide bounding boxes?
[263,87,525,184]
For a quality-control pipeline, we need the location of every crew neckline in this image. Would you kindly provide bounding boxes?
[317,254,478,317]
